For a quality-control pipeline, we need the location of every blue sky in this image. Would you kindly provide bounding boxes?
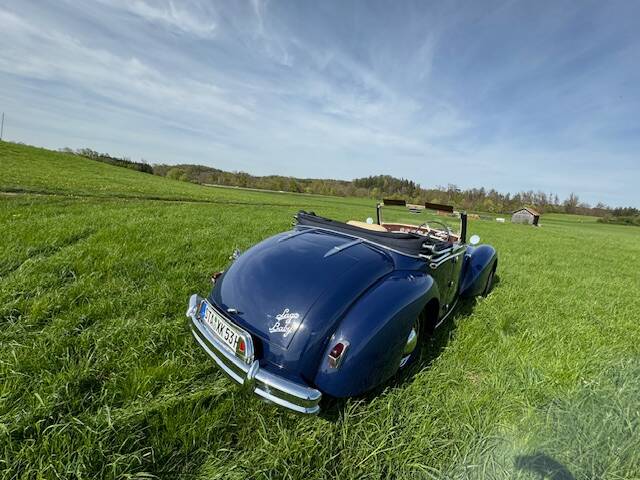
[1,1,639,207]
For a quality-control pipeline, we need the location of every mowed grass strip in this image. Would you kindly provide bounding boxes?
[1,143,640,479]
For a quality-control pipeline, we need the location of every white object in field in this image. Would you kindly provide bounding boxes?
[470,234,480,245]
[366,217,374,224]
[496,217,505,223]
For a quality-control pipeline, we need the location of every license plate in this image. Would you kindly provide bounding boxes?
[200,301,241,353]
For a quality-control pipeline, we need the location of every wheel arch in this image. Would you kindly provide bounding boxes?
[459,245,498,298]
[313,271,438,397]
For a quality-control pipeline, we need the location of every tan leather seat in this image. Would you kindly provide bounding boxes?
[346,220,388,232]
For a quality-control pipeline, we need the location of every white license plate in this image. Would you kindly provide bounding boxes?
[201,301,241,353]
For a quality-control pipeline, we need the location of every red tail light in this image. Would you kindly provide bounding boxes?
[238,338,246,354]
[328,341,349,368]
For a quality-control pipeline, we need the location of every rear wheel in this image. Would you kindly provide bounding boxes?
[399,300,440,369]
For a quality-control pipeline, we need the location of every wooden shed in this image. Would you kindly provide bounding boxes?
[511,207,540,226]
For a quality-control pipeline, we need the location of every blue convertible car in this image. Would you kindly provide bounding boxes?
[187,200,497,414]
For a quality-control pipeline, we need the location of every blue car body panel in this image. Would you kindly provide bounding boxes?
[314,271,437,397]
[459,245,498,298]
[197,210,498,404]
[209,229,395,383]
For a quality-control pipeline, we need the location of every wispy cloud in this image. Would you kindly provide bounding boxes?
[0,7,249,116]
[97,0,218,38]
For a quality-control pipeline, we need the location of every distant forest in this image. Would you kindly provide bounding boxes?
[62,148,154,174]
[64,147,634,218]
[151,163,613,217]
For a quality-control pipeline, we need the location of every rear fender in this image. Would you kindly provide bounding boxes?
[314,271,438,398]
[459,245,497,298]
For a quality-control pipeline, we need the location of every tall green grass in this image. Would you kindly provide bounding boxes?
[1,143,639,479]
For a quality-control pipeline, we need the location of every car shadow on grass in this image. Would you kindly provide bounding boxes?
[319,289,491,421]
[514,453,575,480]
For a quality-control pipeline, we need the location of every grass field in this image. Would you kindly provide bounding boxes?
[1,142,640,479]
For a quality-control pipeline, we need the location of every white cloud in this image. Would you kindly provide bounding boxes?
[0,7,251,122]
[0,3,475,181]
[96,0,217,38]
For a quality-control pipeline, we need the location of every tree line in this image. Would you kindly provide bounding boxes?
[63,147,636,218]
[152,164,627,217]
[61,148,153,174]
[596,206,640,226]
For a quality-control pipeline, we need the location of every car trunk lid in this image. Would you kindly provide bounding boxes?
[210,229,393,350]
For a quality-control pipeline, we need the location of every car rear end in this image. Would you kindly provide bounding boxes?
[187,294,322,414]
[186,225,400,414]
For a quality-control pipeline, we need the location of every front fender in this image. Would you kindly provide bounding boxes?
[459,245,497,298]
[314,271,438,398]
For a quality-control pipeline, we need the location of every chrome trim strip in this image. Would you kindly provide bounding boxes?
[328,340,350,368]
[192,326,245,384]
[278,228,317,243]
[421,242,466,262]
[429,248,453,258]
[428,250,466,269]
[324,239,363,258]
[188,294,322,414]
[434,298,459,329]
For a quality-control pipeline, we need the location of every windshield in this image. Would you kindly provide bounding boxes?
[377,202,462,242]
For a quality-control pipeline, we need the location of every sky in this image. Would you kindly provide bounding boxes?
[1,1,639,207]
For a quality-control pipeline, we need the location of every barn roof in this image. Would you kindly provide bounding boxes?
[513,207,540,216]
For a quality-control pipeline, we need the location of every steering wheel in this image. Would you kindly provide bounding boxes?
[418,220,452,243]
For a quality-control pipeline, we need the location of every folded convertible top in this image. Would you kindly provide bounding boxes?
[295,211,438,257]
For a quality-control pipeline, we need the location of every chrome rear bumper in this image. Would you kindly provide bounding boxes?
[187,294,322,414]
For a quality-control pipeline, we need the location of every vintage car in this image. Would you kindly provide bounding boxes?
[187,200,497,414]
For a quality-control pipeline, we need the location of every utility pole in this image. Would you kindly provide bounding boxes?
[0,113,4,141]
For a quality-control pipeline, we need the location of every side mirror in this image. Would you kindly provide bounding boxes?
[366,217,374,224]
[469,234,480,245]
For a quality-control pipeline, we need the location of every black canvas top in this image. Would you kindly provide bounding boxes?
[295,211,448,257]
